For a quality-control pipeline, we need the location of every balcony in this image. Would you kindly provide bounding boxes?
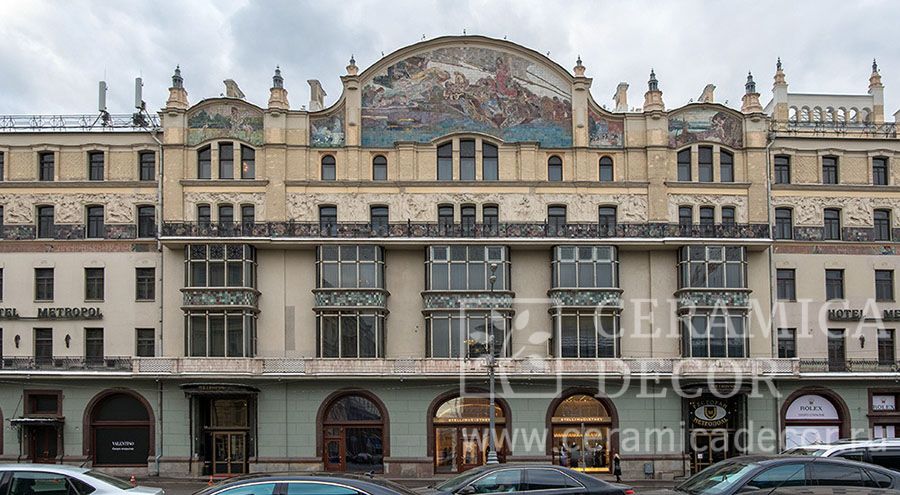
[421,290,515,311]
[783,120,896,138]
[548,288,622,309]
[1,356,132,371]
[799,359,900,373]
[313,288,389,310]
[675,288,752,311]
[161,221,772,241]
[4,224,151,241]
[181,287,260,309]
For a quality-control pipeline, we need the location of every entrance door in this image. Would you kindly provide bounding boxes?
[30,426,58,463]
[691,432,729,473]
[324,426,345,471]
[212,432,246,476]
[459,428,484,471]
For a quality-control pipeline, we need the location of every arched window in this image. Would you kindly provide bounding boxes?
[319,205,337,235]
[370,205,389,233]
[372,155,387,181]
[197,146,211,179]
[87,391,153,466]
[721,206,736,225]
[437,142,453,181]
[432,394,508,473]
[678,206,693,227]
[437,204,454,233]
[461,204,476,235]
[548,156,563,182]
[321,155,336,181]
[549,393,616,472]
[598,206,617,231]
[482,204,499,233]
[598,157,613,182]
[720,150,734,183]
[483,143,499,180]
[240,145,255,179]
[321,393,387,472]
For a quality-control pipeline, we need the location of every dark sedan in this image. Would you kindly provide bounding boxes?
[193,473,419,495]
[416,464,633,495]
[645,455,900,495]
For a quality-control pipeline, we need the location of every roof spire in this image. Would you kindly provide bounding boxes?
[648,68,658,92]
[776,57,782,71]
[873,58,879,73]
[273,66,283,89]
[172,65,183,89]
[346,54,359,76]
[745,71,756,94]
[573,55,585,76]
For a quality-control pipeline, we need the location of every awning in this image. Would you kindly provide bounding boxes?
[180,383,260,396]
[10,417,64,426]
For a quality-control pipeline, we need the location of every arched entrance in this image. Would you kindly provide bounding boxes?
[84,390,154,467]
[547,391,618,472]
[782,388,849,449]
[318,391,387,473]
[429,392,510,473]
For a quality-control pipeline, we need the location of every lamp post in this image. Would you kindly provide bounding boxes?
[486,262,499,465]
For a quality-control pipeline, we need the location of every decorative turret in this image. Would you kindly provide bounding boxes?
[268,66,289,111]
[869,58,885,124]
[643,69,664,112]
[771,58,789,122]
[741,72,763,113]
[165,65,189,110]
[573,55,586,77]
[346,54,359,76]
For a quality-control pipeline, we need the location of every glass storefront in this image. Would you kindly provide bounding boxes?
[433,396,506,473]
[322,394,385,472]
[550,394,612,472]
[686,395,745,473]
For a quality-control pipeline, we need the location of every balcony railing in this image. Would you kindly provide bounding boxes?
[783,120,897,137]
[161,221,772,240]
[675,288,752,310]
[182,287,260,308]
[0,114,160,132]
[3,224,153,241]
[1,356,132,371]
[799,359,900,373]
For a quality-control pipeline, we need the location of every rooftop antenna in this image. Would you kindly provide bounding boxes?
[132,77,148,127]
[93,81,111,127]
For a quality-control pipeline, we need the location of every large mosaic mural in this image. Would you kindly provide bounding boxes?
[361,45,572,148]
[588,108,624,148]
[310,111,345,147]
[668,107,743,148]
[187,102,264,146]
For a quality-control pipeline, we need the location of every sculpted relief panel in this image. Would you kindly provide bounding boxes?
[668,194,749,223]
[361,45,572,148]
[287,192,647,223]
[0,193,157,224]
[184,192,267,221]
[773,196,900,226]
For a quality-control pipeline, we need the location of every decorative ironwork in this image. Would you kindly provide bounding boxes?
[547,288,622,308]
[783,120,897,137]
[675,288,752,310]
[181,287,259,308]
[0,114,160,132]
[313,288,388,309]
[422,291,515,311]
[1,356,132,371]
[2,224,149,241]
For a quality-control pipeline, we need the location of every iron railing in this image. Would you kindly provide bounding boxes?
[2,356,132,371]
[0,114,159,132]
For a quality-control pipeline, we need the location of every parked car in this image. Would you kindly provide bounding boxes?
[742,487,900,495]
[194,473,418,495]
[416,464,634,495]
[0,464,164,495]
[783,439,900,471]
[643,455,900,495]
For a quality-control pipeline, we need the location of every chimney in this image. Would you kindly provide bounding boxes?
[307,79,326,112]
[614,82,629,112]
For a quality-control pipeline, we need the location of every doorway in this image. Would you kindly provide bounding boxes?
[320,393,386,473]
[30,426,58,463]
[212,432,246,476]
[690,431,729,472]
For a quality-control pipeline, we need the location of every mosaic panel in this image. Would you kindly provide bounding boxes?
[423,292,514,310]
[548,289,622,308]
[310,111,345,147]
[361,45,572,147]
[182,288,259,307]
[587,108,624,148]
[668,107,743,148]
[676,289,750,309]
[313,289,387,308]
[187,102,264,146]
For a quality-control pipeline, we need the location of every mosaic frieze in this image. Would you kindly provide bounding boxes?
[361,45,572,147]
[668,107,743,148]
[588,109,624,148]
[676,289,750,310]
[0,193,157,224]
[423,292,514,311]
[182,288,259,307]
[548,288,622,308]
[773,196,900,227]
[187,102,264,146]
[313,289,387,308]
[310,111,345,147]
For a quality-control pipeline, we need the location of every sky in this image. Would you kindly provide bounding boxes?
[0,0,897,118]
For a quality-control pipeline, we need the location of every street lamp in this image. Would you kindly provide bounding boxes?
[486,262,499,465]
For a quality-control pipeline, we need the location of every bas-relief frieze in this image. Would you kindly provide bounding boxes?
[667,194,748,222]
[361,45,572,148]
[184,192,267,220]
[773,196,900,226]
[286,192,647,223]
[0,193,157,223]
[186,102,264,147]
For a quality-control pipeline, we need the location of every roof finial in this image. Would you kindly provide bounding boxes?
[745,71,756,94]
[873,58,879,73]
[346,54,359,76]
[350,54,356,66]
[273,66,283,89]
[573,55,585,76]
[776,57,782,71]
[648,68,658,92]
[172,65,183,89]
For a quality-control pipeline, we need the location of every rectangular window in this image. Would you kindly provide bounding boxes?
[876,270,895,302]
[197,204,211,226]
[699,206,715,226]
[319,206,337,235]
[86,205,105,238]
[318,313,383,358]
[554,313,618,358]
[370,206,388,232]
[777,269,796,301]
[679,206,693,227]
[427,245,507,291]
[677,149,691,181]
[137,205,155,238]
[35,268,54,301]
[241,205,255,225]
[598,206,617,231]
[874,209,892,241]
[0,151,4,180]
[720,151,734,182]
[85,267,104,301]
[459,139,475,180]
[698,146,713,182]
[460,205,475,235]
[218,142,234,179]
[822,156,839,184]
[88,151,104,181]
[482,205,499,233]
[34,329,53,363]
[437,205,454,232]
[878,329,896,365]
[548,206,566,235]
[139,151,155,181]
[318,245,384,289]
[482,143,498,181]
[774,155,791,184]
[823,208,841,240]
[39,152,54,181]
[85,328,104,364]
[775,208,793,240]
[683,314,746,358]
[428,314,509,358]
[873,157,889,186]
[678,246,746,289]
[240,145,255,179]
[197,147,211,179]
[0,268,3,301]
[721,206,736,225]
[552,246,617,289]
[136,267,155,301]
[827,329,846,371]
[437,143,453,181]
[187,311,254,357]
[777,328,797,358]
[136,328,155,357]
[825,269,844,300]
[218,204,233,225]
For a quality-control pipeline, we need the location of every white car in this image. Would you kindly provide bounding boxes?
[0,464,164,495]
[782,439,900,471]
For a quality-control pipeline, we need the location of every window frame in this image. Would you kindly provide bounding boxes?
[775,208,793,240]
[777,328,797,358]
[459,139,476,180]
[878,328,896,365]
[37,205,55,239]
[39,152,55,181]
[698,146,714,182]
[34,267,54,301]
[88,151,105,181]
[184,244,257,289]
[677,148,691,181]
[876,269,895,302]
[317,245,384,290]
[825,269,845,300]
[85,205,105,239]
[186,310,256,357]
[677,246,747,289]
[218,142,234,179]
[139,151,156,181]
[552,246,618,289]
[135,328,155,357]
[822,155,839,184]
[721,206,736,225]
[317,311,385,358]
[823,208,842,240]
[426,312,510,358]
[135,267,156,301]
[720,149,734,183]
[197,146,211,179]
[774,155,791,184]
[137,205,156,238]
[482,142,499,181]
[437,142,453,181]
[548,156,563,182]
[874,209,892,241]
[426,245,509,291]
[240,145,255,179]
[372,155,388,181]
[553,311,620,359]
[682,312,748,358]
[598,156,614,182]
[873,156,889,186]
[321,155,336,181]
[84,267,105,301]
[777,268,796,301]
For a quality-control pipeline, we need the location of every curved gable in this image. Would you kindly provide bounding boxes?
[360,38,573,148]
[187,99,264,147]
[667,104,744,148]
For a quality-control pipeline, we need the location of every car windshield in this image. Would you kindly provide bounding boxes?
[86,470,134,490]
[676,461,758,495]
[783,447,827,456]
[436,470,484,492]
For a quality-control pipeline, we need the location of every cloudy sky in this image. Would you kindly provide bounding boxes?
[1,0,897,117]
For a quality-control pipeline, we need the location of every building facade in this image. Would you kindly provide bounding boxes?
[0,36,895,480]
